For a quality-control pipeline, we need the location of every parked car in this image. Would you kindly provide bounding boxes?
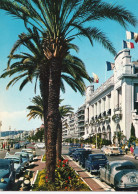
[21,149,33,162]
[24,147,36,157]
[101,145,108,152]
[0,159,15,191]
[68,147,84,157]
[78,150,92,168]
[35,143,45,149]
[5,155,24,177]
[100,160,138,190]
[84,144,92,150]
[104,146,120,156]
[71,149,85,161]
[14,143,21,149]
[14,152,30,168]
[85,154,108,173]
[134,146,138,159]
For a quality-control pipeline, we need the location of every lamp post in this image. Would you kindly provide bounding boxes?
[114,115,120,146]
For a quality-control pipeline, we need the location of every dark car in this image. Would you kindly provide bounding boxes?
[0,159,15,191]
[68,147,84,157]
[134,146,138,159]
[78,150,92,168]
[14,143,21,149]
[85,154,108,174]
[71,149,86,161]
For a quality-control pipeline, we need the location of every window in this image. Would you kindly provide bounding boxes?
[116,165,136,171]
[91,155,106,161]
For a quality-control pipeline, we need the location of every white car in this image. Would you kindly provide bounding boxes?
[36,143,45,149]
[84,144,92,150]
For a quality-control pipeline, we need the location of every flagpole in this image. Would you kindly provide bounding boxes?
[105,64,106,81]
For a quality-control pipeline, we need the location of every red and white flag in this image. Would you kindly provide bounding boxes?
[92,73,99,83]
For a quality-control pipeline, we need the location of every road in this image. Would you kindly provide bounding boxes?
[62,145,138,169]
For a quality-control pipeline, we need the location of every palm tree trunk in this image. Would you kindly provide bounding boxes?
[46,58,61,182]
[39,63,50,158]
[56,118,62,161]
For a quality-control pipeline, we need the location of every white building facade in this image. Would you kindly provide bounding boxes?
[85,49,138,142]
[62,49,138,142]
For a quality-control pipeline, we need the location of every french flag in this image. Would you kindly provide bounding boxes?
[126,31,138,43]
[123,40,134,49]
[106,61,115,71]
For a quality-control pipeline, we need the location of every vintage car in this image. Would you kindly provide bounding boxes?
[85,154,108,173]
[5,155,24,177]
[14,152,30,167]
[0,159,15,191]
[78,150,92,168]
[68,148,84,157]
[35,143,45,149]
[71,149,85,161]
[134,146,138,159]
[104,146,120,156]
[84,144,92,151]
[100,160,138,190]
[24,147,36,157]
[14,143,21,149]
[21,149,34,162]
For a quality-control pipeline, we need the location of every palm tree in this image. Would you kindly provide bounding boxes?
[0,0,137,181]
[1,27,90,172]
[27,96,73,161]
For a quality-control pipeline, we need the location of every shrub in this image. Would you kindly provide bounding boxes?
[32,159,90,191]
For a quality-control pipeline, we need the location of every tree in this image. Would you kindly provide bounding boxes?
[129,123,136,142]
[0,0,136,181]
[27,96,73,161]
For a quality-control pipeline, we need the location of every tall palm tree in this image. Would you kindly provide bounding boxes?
[1,27,90,166]
[0,0,137,181]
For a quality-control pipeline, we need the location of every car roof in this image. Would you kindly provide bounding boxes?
[89,154,106,157]
[15,152,28,155]
[109,160,135,167]
[0,159,13,164]
[5,155,20,160]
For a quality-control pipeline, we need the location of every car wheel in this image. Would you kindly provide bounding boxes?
[87,167,90,172]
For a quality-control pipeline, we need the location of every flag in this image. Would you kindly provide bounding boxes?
[126,31,134,40]
[106,61,115,71]
[126,31,138,43]
[123,40,134,49]
[134,33,138,43]
[92,73,99,83]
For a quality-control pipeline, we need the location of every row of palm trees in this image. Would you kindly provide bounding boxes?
[0,0,137,182]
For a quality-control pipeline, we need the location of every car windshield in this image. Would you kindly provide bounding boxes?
[112,148,119,150]
[91,155,106,161]
[0,164,9,170]
[116,165,136,170]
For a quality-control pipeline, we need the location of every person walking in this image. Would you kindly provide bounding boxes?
[7,144,10,152]
[125,144,128,154]
[3,143,5,150]
[130,145,134,154]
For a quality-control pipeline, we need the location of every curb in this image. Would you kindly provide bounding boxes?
[62,155,92,191]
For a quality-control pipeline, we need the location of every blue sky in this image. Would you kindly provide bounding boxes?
[0,0,138,132]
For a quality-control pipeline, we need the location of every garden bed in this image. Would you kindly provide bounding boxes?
[32,159,90,191]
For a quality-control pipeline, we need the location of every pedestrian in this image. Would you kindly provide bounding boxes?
[125,144,128,154]
[3,143,5,150]
[130,145,134,154]
[25,144,27,149]
[7,144,10,152]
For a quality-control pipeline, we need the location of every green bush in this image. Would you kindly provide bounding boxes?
[32,159,90,191]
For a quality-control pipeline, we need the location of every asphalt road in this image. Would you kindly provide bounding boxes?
[62,145,138,169]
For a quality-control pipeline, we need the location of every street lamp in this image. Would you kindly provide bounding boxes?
[114,114,121,146]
